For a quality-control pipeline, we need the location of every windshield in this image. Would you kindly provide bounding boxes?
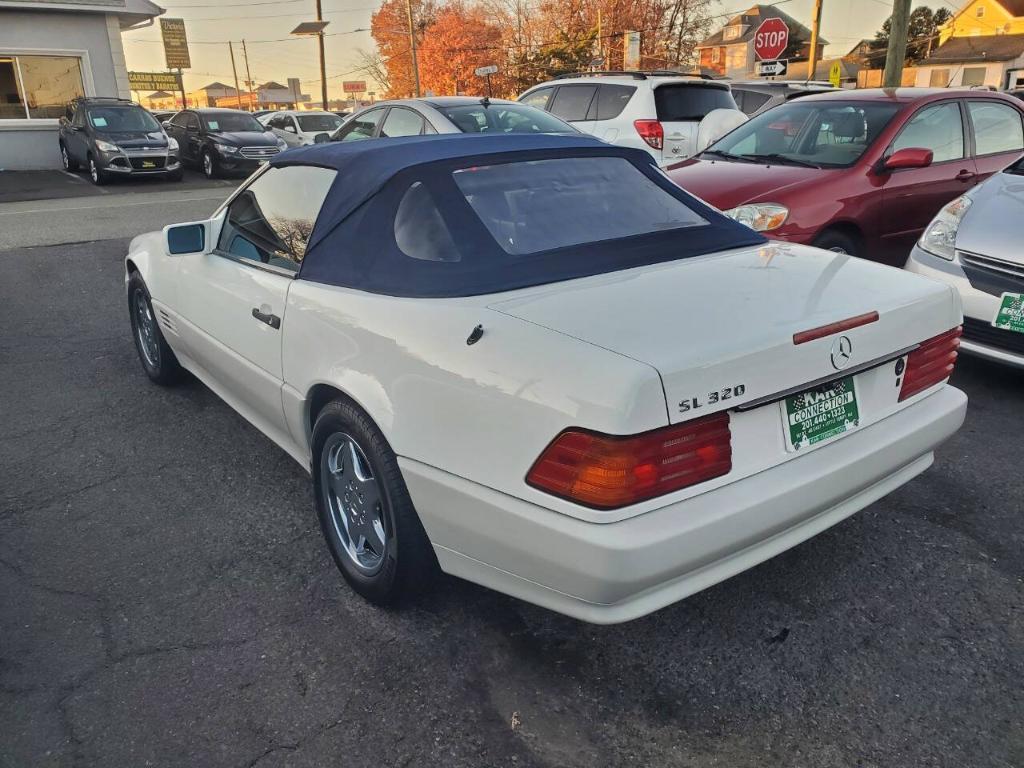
[435,103,576,134]
[707,101,901,168]
[203,112,263,132]
[87,106,161,133]
[297,113,342,133]
[655,85,737,121]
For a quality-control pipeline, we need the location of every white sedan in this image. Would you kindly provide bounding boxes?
[258,110,344,147]
[125,133,967,623]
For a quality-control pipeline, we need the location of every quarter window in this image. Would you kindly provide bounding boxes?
[892,102,964,163]
[0,54,85,120]
[968,101,1024,155]
[217,165,336,272]
[548,85,597,122]
[394,182,459,262]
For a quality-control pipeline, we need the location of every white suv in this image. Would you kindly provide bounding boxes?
[519,72,747,166]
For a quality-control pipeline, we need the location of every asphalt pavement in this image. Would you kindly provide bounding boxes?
[1,234,1022,767]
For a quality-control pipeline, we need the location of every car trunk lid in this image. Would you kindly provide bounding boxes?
[488,243,960,426]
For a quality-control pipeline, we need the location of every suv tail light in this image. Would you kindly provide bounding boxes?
[634,119,664,150]
[899,326,962,401]
[526,412,731,510]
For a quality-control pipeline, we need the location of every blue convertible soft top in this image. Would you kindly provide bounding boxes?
[271,134,765,298]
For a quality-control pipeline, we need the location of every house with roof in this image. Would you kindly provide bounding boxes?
[695,4,827,79]
[187,81,237,108]
[915,0,1024,89]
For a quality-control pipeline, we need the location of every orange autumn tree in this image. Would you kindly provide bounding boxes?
[418,2,505,96]
[369,0,436,98]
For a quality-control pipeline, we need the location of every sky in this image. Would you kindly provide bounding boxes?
[121,0,962,100]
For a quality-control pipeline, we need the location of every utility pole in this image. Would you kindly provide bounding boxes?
[596,8,602,68]
[241,39,254,110]
[406,0,421,97]
[883,0,912,88]
[177,68,186,109]
[316,0,328,110]
[806,0,823,82]
[228,41,242,110]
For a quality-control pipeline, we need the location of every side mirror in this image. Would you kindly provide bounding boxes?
[284,124,296,133]
[883,147,933,171]
[161,120,171,129]
[165,221,207,255]
[314,132,330,144]
[264,125,275,132]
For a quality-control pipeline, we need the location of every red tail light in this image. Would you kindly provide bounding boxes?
[899,326,962,401]
[634,119,664,150]
[526,412,732,509]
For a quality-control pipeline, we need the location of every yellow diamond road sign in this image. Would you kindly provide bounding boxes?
[829,61,842,88]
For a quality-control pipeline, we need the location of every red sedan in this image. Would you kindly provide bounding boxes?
[667,88,1024,265]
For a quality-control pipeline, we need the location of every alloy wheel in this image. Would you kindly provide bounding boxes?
[89,159,98,184]
[61,146,69,170]
[132,288,160,368]
[321,433,388,575]
[203,153,213,177]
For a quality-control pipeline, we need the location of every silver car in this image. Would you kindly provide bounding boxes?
[906,152,1024,368]
[330,96,576,141]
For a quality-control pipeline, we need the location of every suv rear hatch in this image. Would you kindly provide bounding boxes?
[654,83,738,163]
[490,244,959,467]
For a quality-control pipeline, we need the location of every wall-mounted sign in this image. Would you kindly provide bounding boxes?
[160,18,191,70]
[128,71,183,92]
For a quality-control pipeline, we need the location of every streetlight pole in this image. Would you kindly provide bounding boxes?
[405,0,421,97]
[316,0,328,109]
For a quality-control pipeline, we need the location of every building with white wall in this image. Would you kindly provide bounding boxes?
[0,0,163,170]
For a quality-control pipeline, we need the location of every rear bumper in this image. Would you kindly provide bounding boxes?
[906,245,1024,369]
[401,385,966,624]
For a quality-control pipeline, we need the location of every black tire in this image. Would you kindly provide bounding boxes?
[201,149,219,179]
[166,167,184,182]
[312,399,437,606]
[813,229,859,257]
[60,142,79,171]
[87,154,109,186]
[127,272,183,385]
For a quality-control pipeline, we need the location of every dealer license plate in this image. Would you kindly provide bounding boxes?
[141,160,155,168]
[782,375,859,452]
[993,292,1024,334]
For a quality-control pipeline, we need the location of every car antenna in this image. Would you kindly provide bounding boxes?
[466,324,484,345]
[480,96,490,107]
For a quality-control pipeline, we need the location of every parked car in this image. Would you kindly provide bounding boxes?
[517,71,748,165]
[727,80,837,116]
[259,109,344,147]
[59,97,182,185]
[330,96,575,141]
[124,133,966,623]
[906,153,1024,368]
[163,108,286,178]
[252,109,276,119]
[667,88,1024,264]
[149,110,179,124]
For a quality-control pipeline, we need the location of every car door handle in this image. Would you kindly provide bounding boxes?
[956,169,976,182]
[251,307,281,329]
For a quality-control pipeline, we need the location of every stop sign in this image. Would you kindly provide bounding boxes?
[753,17,789,61]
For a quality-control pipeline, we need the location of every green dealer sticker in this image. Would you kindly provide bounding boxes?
[783,376,859,452]
[993,293,1024,335]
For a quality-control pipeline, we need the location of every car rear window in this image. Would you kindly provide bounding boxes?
[452,157,708,255]
[655,85,736,122]
[594,85,636,120]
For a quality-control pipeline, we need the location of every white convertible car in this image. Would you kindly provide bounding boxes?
[125,134,967,623]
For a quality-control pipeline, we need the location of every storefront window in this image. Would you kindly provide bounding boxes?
[0,55,85,119]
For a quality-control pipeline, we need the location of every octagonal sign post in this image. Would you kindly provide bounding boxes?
[753,17,789,61]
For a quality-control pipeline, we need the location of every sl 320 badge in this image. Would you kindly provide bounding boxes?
[679,384,746,413]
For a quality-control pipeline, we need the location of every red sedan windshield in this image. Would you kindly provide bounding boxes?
[706,101,901,168]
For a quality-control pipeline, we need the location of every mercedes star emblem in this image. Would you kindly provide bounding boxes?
[831,335,853,370]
